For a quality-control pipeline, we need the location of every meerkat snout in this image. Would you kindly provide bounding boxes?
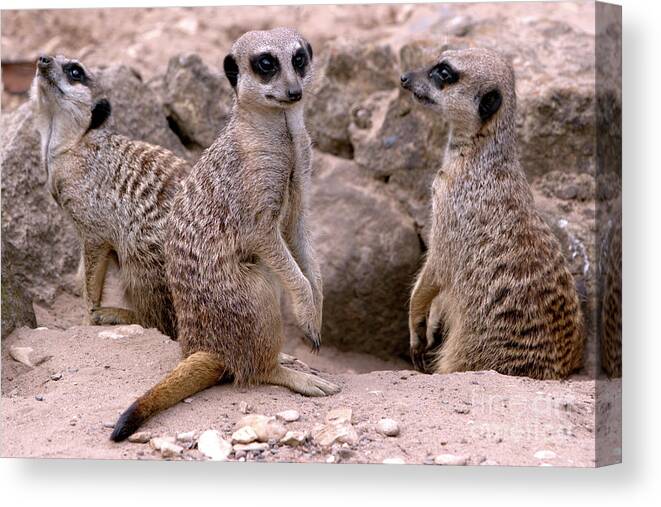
[222,27,313,109]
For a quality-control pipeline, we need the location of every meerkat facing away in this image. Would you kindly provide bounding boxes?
[401,48,584,380]
[31,55,189,338]
[111,28,339,441]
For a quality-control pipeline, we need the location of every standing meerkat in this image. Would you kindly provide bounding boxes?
[401,48,584,380]
[31,55,189,338]
[111,28,339,441]
[600,205,621,378]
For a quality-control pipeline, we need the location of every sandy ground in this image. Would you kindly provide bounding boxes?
[1,314,620,466]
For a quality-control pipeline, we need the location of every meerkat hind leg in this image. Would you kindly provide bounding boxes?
[262,364,340,397]
[91,307,138,326]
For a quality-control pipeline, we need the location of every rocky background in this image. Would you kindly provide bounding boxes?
[1,2,621,464]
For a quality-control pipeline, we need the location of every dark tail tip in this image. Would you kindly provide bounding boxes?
[110,401,144,442]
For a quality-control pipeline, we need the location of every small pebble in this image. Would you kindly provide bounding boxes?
[280,430,308,447]
[232,426,259,444]
[276,409,300,422]
[534,450,557,460]
[128,431,152,444]
[197,430,232,461]
[434,454,468,466]
[376,418,400,437]
[49,372,63,381]
[233,442,269,453]
[325,407,352,425]
[35,395,44,402]
[326,455,336,463]
[382,457,406,465]
[239,401,251,414]
[183,397,193,404]
[176,431,195,443]
[103,421,115,429]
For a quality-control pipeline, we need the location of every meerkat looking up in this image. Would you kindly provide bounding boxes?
[401,48,584,380]
[30,55,189,338]
[111,28,339,441]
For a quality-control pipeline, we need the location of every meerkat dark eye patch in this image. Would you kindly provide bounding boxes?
[250,52,279,81]
[223,54,239,88]
[306,42,313,62]
[89,99,111,131]
[292,47,308,77]
[63,62,88,85]
[478,89,502,122]
[429,61,459,89]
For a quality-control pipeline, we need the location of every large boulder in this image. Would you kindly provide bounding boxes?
[309,152,422,360]
[306,40,400,159]
[1,237,37,338]
[154,53,234,153]
[0,64,188,304]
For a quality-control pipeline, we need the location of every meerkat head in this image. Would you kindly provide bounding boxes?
[400,48,515,139]
[222,27,314,110]
[30,55,111,145]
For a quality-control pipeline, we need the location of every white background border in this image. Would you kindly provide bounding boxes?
[2,0,659,504]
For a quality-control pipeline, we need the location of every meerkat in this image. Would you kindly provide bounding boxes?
[31,55,189,338]
[401,48,584,380]
[111,28,339,441]
[600,204,621,377]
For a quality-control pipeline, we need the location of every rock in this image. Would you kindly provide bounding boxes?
[239,401,251,414]
[0,64,187,305]
[49,372,63,381]
[1,237,37,338]
[325,455,336,463]
[534,449,557,460]
[434,454,468,466]
[376,418,400,437]
[276,409,300,423]
[312,422,359,448]
[235,414,287,443]
[128,431,152,444]
[176,431,195,443]
[233,442,269,453]
[197,430,232,461]
[156,53,234,152]
[306,39,400,158]
[310,153,421,359]
[8,346,50,368]
[102,421,115,429]
[231,426,259,445]
[382,457,406,464]
[280,430,309,447]
[150,437,184,458]
[35,395,44,402]
[98,325,145,340]
[325,407,353,425]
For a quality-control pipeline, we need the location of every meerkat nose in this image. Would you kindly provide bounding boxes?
[287,88,302,102]
[37,55,52,68]
[400,73,411,89]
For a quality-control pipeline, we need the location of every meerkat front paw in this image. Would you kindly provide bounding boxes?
[409,318,429,372]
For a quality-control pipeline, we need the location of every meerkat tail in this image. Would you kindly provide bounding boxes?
[110,351,224,441]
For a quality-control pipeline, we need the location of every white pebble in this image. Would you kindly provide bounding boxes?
[233,442,269,453]
[128,431,151,443]
[376,418,400,437]
[232,426,259,444]
[534,450,557,460]
[382,457,406,465]
[197,430,232,461]
[280,430,308,447]
[176,431,195,443]
[434,454,468,466]
[326,455,336,463]
[276,409,300,422]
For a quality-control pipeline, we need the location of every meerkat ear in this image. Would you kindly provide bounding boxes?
[89,99,111,130]
[478,89,502,123]
[305,41,313,62]
[223,54,239,88]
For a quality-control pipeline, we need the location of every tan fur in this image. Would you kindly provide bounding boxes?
[402,48,584,379]
[30,55,189,338]
[111,29,338,441]
[600,205,621,377]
